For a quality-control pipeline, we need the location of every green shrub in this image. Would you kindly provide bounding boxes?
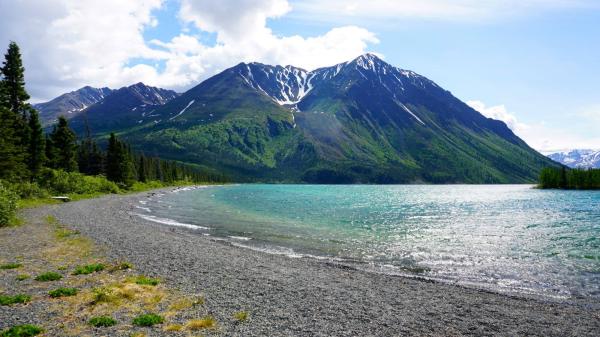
[34,272,62,282]
[0,262,22,269]
[0,324,44,337]
[0,294,31,306]
[132,313,164,326]
[49,287,78,298]
[134,276,159,286]
[0,181,19,227]
[10,181,48,199]
[88,316,117,327]
[73,263,105,275]
[38,168,120,195]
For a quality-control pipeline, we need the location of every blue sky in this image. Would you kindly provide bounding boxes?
[1,0,598,151]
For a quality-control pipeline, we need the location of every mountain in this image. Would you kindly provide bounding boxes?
[62,83,179,134]
[547,149,600,168]
[34,86,113,125]
[84,54,558,183]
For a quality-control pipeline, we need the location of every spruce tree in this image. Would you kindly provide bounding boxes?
[49,116,78,172]
[138,154,147,182]
[0,106,26,179]
[1,42,29,114]
[0,41,29,179]
[27,108,45,178]
[106,133,135,186]
[44,134,55,169]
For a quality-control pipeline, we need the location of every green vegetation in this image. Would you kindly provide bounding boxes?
[233,311,249,322]
[0,324,43,337]
[34,271,62,282]
[88,316,117,327]
[16,274,29,281]
[0,41,225,228]
[111,261,133,271]
[48,287,78,298]
[0,294,31,305]
[539,167,600,189]
[134,275,160,286]
[72,263,105,275]
[132,313,164,326]
[0,182,19,226]
[0,262,22,269]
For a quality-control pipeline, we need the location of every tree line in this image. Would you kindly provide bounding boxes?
[0,41,225,188]
[538,167,600,190]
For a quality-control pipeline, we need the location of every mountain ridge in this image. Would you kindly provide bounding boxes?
[547,149,600,169]
[49,54,558,183]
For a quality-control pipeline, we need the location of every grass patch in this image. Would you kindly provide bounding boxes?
[34,271,62,282]
[16,274,29,281]
[49,287,78,298]
[186,316,216,330]
[72,263,105,275]
[88,316,117,327]
[234,311,249,322]
[0,324,44,337]
[90,287,117,305]
[132,313,164,327]
[111,261,133,271]
[55,227,80,239]
[164,324,183,332]
[0,262,22,270]
[133,275,159,286]
[0,294,31,306]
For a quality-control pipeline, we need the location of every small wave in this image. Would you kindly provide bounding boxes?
[228,236,252,241]
[135,206,151,212]
[132,212,209,230]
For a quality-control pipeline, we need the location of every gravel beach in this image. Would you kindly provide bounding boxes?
[14,189,600,336]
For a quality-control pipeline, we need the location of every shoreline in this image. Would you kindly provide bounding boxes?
[20,188,600,336]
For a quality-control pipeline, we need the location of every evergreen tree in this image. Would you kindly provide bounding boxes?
[0,106,26,179]
[89,142,104,175]
[105,133,135,186]
[1,42,29,114]
[27,108,45,178]
[0,41,29,179]
[49,116,78,172]
[138,154,147,182]
[44,134,55,169]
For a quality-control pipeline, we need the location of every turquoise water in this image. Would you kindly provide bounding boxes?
[137,185,600,300]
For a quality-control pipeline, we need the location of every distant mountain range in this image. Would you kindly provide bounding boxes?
[34,54,558,183]
[34,83,179,127]
[546,150,600,169]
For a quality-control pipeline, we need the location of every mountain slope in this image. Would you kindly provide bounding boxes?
[87,54,558,183]
[547,150,600,168]
[67,83,178,134]
[34,86,113,125]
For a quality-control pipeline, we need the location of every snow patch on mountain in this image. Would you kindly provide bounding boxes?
[547,149,600,169]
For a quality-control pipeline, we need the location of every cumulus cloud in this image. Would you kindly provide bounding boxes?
[466,100,528,132]
[0,0,379,101]
[467,100,600,152]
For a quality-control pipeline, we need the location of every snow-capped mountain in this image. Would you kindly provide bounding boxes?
[66,82,179,134]
[35,83,179,129]
[34,86,113,125]
[95,53,555,183]
[547,150,600,168]
[234,53,437,109]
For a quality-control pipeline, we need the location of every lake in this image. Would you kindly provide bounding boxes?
[134,184,600,301]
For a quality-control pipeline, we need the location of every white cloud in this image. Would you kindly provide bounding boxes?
[0,0,379,102]
[466,100,528,132]
[467,100,600,152]
[291,0,598,22]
